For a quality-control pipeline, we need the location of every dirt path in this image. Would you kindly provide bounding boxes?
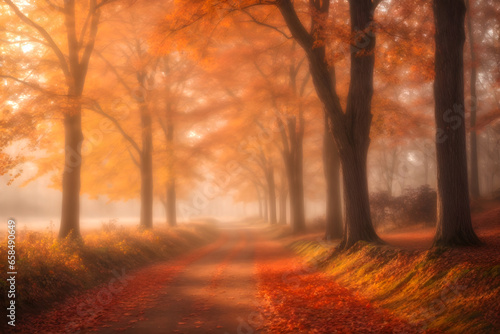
[89,229,260,334]
[18,224,418,334]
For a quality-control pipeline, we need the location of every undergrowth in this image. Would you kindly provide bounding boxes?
[0,222,218,316]
[288,240,500,333]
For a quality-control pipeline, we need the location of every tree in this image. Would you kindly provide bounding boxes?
[466,0,480,200]
[323,113,343,240]
[432,0,481,247]
[277,0,383,249]
[164,0,386,247]
[2,0,118,239]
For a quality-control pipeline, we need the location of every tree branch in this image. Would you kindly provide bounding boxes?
[0,75,65,96]
[241,9,292,39]
[86,100,142,155]
[126,146,141,168]
[4,0,70,79]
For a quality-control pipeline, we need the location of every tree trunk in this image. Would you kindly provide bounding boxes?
[140,103,154,229]
[263,190,269,222]
[432,0,481,246]
[323,115,343,240]
[166,179,176,227]
[266,166,277,224]
[255,183,263,218]
[166,122,177,227]
[277,0,381,249]
[59,107,83,239]
[279,191,287,225]
[58,0,100,239]
[292,115,306,233]
[338,143,381,249]
[258,197,263,218]
[466,0,480,200]
[337,0,381,249]
[282,116,306,233]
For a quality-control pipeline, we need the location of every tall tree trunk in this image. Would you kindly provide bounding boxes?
[266,166,277,224]
[258,197,263,218]
[166,122,177,227]
[287,116,306,233]
[337,0,381,249]
[338,143,380,249]
[432,0,481,246]
[466,0,480,200]
[263,190,269,222]
[59,106,83,239]
[166,179,176,227]
[255,183,263,218]
[277,0,381,249]
[58,0,99,239]
[294,114,306,232]
[140,103,154,229]
[279,190,287,225]
[323,115,343,240]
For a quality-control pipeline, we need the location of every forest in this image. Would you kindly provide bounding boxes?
[0,0,499,333]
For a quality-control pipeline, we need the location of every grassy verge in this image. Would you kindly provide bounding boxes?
[0,222,219,315]
[282,236,499,333]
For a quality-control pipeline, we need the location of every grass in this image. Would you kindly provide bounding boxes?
[283,237,500,333]
[0,222,219,316]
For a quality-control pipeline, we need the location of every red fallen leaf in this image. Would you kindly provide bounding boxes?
[178,322,186,325]
[216,325,224,328]
[255,240,421,334]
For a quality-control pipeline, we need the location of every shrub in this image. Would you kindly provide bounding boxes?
[370,185,437,228]
[402,185,437,225]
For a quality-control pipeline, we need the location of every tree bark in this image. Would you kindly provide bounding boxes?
[263,189,269,222]
[58,0,99,239]
[466,0,480,200]
[432,0,481,246]
[323,114,343,240]
[337,0,381,249]
[287,116,306,233]
[266,166,277,224]
[255,183,263,218]
[166,121,177,227]
[166,179,177,227]
[277,0,381,249]
[279,190,287,225]
[140,103,154,229]
[59,107,83,239]
[258,197,263,218]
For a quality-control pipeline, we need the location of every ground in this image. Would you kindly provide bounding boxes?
[15,222,421,334]
[12,204,500,334]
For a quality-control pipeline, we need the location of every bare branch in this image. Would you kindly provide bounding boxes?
[44,0,64,12]
[94,50,133,94]
[241,9,292,39]
[0,75,65,96]
[86,100,141,155]
[126,146,141,168]
[4,0,70,79]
